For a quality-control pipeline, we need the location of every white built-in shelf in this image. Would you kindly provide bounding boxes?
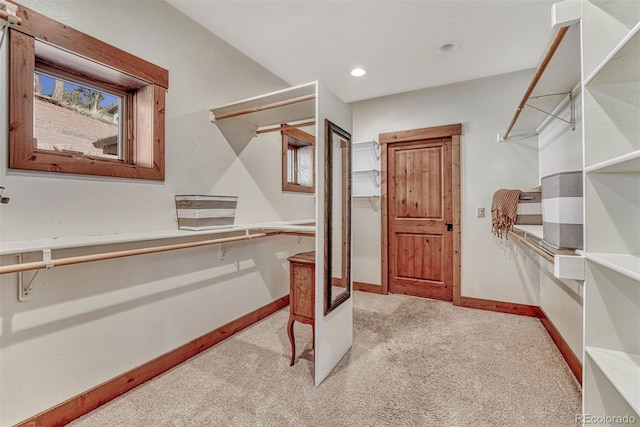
[584,22,640,86]
[585,346,640,416]
[513,224,544,240]
[353,168,381,176]
[583,25,640,168]
[352,169,381,197]
[584,252,640,282]
[585,150,640,174]
[582,0,640,80]
[353,140,380,159]
[583,0,640,420]
[210,82,316,129]
[352,141,381,207]
[0,219,316,256]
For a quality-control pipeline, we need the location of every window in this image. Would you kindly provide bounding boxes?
[34,72,122,160]
[8,4,168,180]
[281,126,314,193]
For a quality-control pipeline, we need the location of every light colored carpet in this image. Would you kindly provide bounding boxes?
[69,291,581,426]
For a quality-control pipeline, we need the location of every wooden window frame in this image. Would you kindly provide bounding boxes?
[281,126,315,193]
[8,3,169,180]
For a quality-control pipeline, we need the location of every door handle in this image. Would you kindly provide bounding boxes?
[446,223,453,232]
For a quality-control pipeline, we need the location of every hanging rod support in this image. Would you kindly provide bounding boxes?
[18,250,51,301]
[525,91,575,129]
[497,132,539,142]
[528,91,571,100]
[524,104,571,125]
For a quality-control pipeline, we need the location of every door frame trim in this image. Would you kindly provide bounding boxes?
[379,123,462,304]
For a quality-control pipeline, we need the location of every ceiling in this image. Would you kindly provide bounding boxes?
[166,0,561,103]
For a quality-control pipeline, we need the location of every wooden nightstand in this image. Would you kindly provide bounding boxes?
[287,251,315,366]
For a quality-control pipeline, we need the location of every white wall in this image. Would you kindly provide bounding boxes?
[0,1,314,425]
[537,92,584,362]
[538,91,583,179]
[351,70,541,304]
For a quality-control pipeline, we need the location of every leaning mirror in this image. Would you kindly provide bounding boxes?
[324,120,351,315]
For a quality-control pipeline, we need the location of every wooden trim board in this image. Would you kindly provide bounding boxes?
[15,296,290,427]
[459,296,541,317]
[538,308,582,384]
[353,281,384,294]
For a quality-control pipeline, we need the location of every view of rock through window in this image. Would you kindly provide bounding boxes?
[33,73,121,159]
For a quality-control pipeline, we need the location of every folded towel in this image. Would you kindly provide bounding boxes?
[492,189,522,238]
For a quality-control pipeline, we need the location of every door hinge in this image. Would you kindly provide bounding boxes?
[446,223,453,232]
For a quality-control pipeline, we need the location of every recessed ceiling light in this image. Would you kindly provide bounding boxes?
[437,43,457,54]
[350,68,366,77]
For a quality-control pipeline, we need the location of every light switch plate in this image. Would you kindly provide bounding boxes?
[476,207,485,218]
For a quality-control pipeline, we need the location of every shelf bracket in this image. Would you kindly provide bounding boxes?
[372,170,381,188]
[368,196,380,212]
[218,233,227,260]
[372,141,381,160]
[524,92,575,130]
[18,250,52,301]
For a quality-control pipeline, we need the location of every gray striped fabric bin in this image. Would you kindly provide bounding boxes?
[175,195,238,230]
[516,191,543,225]
[541,171,583,249]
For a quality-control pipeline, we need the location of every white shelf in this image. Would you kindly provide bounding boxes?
[353,140,380,158]
[586,346,640,416]
[583,0,640,420]
[352,140,381,209]
[353,168,380,175]
[584,252,640,282]
[582,1,640,80]
[0,219,316,256]
[584,21,640,87]
[353,140,380,147]
[210,82,316,129]
[585,150,640,174]
[513,224,544,240]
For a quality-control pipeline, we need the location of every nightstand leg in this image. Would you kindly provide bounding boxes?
[287,317,296,366]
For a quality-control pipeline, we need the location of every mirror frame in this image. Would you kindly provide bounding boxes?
[324,119,352,315]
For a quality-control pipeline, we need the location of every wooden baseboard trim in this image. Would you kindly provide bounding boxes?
[458,296,541,317]
[353,281,383,294]
[538,308,582,384]
[15,296,290,427]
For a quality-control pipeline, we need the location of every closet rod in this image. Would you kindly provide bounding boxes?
[502,26,569,140]
[214,94,315,121]
[0,231,279,275]
[256,121,316,135]
[508,231,555,264]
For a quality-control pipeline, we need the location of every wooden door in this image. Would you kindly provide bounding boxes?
[383,125,460,301]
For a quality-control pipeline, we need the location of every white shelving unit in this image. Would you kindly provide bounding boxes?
[352,140,381,208]
[582,1,640,423]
